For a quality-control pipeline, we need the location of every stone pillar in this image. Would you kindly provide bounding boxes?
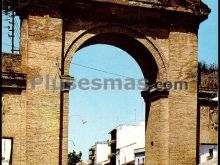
[62,91,69,165]
[60,75,74,165]
[142,89,169,165]
[143,26,198,165]
[20,10,64,165]
[167,26,198,165]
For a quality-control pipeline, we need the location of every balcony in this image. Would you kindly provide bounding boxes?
[108,153,116,159]
[107,139,116,146]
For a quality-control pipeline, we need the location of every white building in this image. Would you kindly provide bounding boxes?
[88,141,110,165]
[199,144,218,164]
[198,96,218,165]
[112,121,145,165]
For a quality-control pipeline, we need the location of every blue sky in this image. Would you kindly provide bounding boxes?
[2,13,20,53]
[2,0,218,161]
[68,45,145,160]
[198,0,218,63]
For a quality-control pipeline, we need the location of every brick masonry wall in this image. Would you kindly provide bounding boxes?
[200,106,218,144]
[2,53,22,73]
[20,12,64,165]
[145,98,169,165]
[168,27,198,165]
[2,91,27,165]
[2,53,26,164]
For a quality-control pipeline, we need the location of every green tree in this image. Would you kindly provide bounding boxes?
[3,0,31,14]
[3,0,15,13]
[68,150,82,165]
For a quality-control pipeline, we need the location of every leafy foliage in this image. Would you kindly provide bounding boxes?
[198,61,218,74]
[198,61,218,89]
[3,0,15,13]
[68,150,82,165]
[2,0,30,14]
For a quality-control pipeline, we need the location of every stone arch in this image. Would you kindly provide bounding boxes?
[64,24,168,83]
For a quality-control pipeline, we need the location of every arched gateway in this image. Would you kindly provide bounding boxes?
[2,0,210,165]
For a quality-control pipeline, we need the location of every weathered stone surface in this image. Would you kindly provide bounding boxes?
[200,106,218,144]
[2,91,27,165]
[2,53,22,73]
[2,0,216,165]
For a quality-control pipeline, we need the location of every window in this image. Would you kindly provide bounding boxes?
[200,144,218,163]
[208,149,213,160]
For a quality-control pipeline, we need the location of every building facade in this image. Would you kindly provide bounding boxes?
[109,121,145,165]
[88,142,110,165]
[198,68,218,164]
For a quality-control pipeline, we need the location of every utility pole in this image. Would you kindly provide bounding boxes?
[7,10,16,53]
[11,10,15,53]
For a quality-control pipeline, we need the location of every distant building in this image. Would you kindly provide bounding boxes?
[198,86,218,164]
[199,144,218,164]
[88,141,110,165]
[108,121,145,165]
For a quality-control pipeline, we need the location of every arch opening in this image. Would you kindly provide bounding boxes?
[75,32,159,84]
[65,29,166,164]
[68,44,146,162]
